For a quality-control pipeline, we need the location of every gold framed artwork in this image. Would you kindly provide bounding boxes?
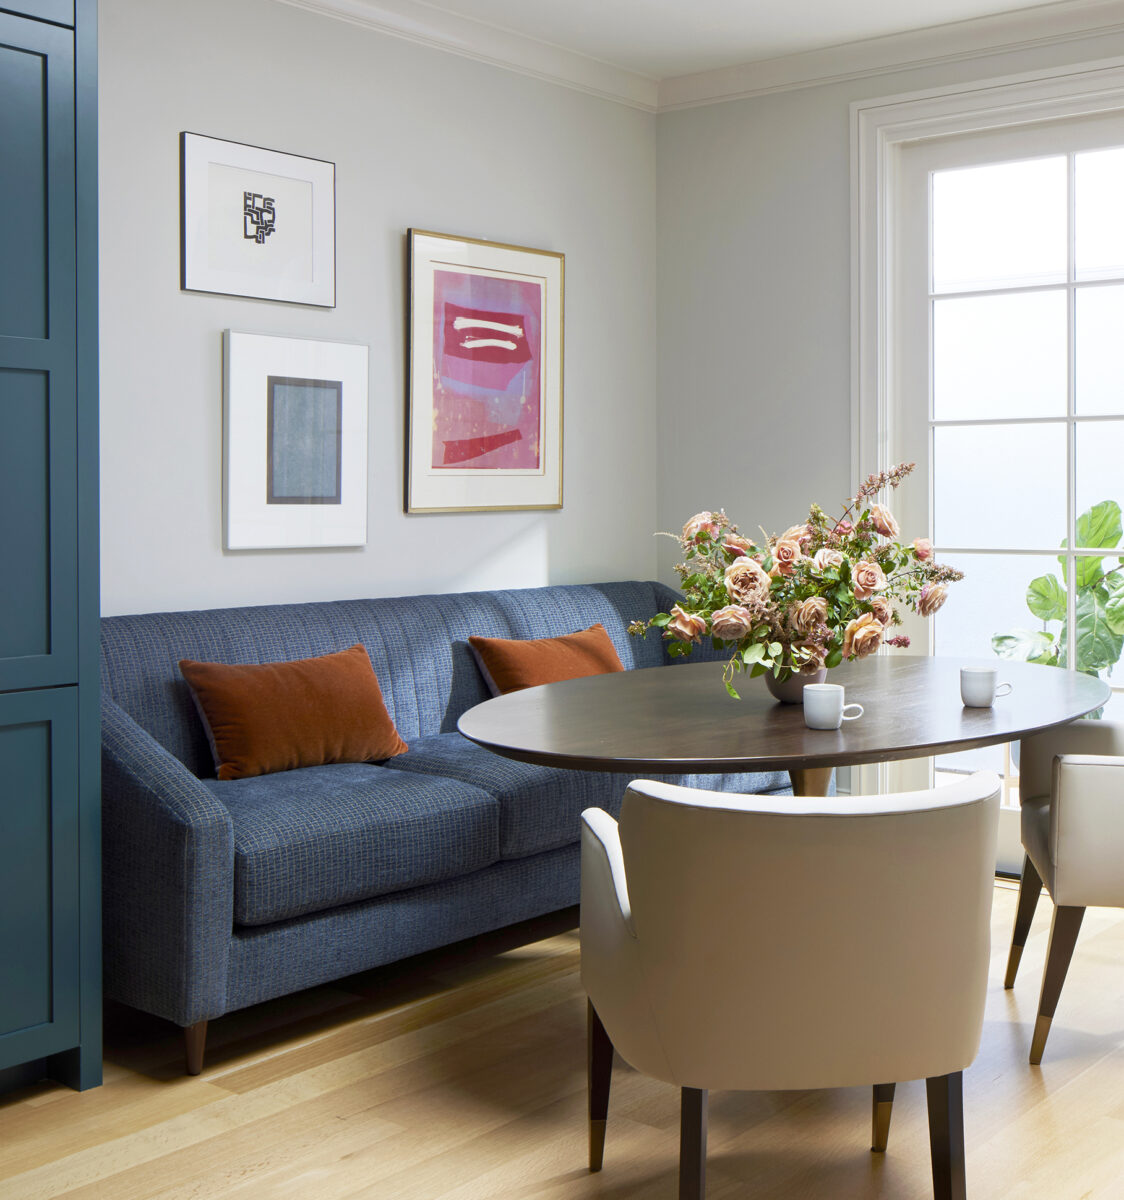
[406,229,564,513]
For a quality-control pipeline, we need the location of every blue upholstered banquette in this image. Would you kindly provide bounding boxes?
[100,581,790,1047]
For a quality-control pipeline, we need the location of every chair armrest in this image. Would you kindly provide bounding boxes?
[1020,718,1124,802]
[1050,753,1124,908]
[581,808,635,937]
[101,695,235,1026]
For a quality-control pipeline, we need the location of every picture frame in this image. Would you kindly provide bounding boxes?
[223,331,368,549]
[407,229,564,513]
[181,133,336,307]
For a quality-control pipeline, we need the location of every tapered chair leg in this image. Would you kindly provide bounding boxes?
[1030,904,1085,1065]
[587,1001,613,1171]
[184,1020,208,1076]
[1005,854,1044,989]
[679,1087,708,1200]
[871,1082,896,1152]
[926,1071,966,1200]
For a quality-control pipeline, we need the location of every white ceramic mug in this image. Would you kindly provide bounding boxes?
[960,665,1013,708]
[803,683,863,730]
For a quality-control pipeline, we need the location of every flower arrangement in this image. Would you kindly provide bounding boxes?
[629,463,964,698]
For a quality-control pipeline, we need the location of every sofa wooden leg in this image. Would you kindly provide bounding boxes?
[680,1087,707,1200]
[926,1071,966,1200]
[1030,905,1085,1065]
[871,1082,896,1152]
[588,1001,613,1171]
[184,1020,208,1076]
[1005,854,1043,989]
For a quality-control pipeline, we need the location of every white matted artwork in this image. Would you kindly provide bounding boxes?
[224,331,368,549]
[407,229,564,513]
[182,133,335,306]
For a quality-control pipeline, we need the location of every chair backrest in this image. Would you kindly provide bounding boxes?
[614,773,1000,1092]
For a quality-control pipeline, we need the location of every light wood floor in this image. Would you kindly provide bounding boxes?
[3,883,1123,1199]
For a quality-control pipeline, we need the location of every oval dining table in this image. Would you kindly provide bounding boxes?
[457,655,1110,796]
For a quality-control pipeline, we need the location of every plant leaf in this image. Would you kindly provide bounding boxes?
[724,678,741,700]
[991,629,1057,665]
[1075,588,1123,673]
[1076,500,1122,550]
[1026,574,1066,622]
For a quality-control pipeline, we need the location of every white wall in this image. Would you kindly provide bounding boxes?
[656,31,1124,579]
[98,0,657,615]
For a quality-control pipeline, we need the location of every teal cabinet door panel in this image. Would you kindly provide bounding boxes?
[0,4,75,27]
[0,687,79,1068]
[0,12,77,692]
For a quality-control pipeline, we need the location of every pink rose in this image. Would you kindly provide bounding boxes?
[723,533,754,558]
[792,640,827,674]
[666,604,708,642]
[812,547,844,573]
[918,583,947,617]
[781,524,811,546]
[836,520,854,536]
[710,604,754,641]
[851,559,886,601]
[842,612,884,659]
[790,596,828,636]
[869,504,899,539]
[682,512,720,542]
[869,596,894,625]
[913,538,933,562]
[724,558,771,605]
[770,537,803,578]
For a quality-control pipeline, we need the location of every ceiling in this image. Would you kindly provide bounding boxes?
[406,0,1101,79]
[280,0,1124,108]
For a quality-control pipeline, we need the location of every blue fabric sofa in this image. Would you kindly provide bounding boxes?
[100,580,791,1071]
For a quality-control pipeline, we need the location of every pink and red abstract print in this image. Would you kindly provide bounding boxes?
[431,269,542,471]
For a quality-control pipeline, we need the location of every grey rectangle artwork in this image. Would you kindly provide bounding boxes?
[266,376,343,505]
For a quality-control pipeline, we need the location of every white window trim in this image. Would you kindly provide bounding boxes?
[849,54,1124,812]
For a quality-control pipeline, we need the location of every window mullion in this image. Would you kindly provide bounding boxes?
[1066,151,1078,673]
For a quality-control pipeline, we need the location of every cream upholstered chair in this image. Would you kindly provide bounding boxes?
[581,773,1001,1200]
[1005,719,1124,1064]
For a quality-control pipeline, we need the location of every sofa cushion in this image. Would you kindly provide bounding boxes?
[469,623,624,696]
[392,733,792,860]
[205,764,499,926]
[181,645,408,780]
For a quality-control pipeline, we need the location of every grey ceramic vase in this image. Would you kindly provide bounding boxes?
[764,666,827,704]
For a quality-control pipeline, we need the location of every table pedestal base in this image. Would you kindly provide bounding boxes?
[789,767,834,797]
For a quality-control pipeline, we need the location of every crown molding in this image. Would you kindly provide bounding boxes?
[659,0,1124,110]
[274,0,659,111]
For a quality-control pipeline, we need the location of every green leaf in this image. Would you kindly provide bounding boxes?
[1076,556,1104,590]
[1107,590,1124,636]
[724,678,741,700]
[1026,574,1066,622]
[749,663,766,678]
[1076,500,1122,550]
[991,629,1057,665]
[768,642,783,657]
[1075,588,1123,673]
[650,612,671,627]
[742,643,766,665]
[824,647,843,669]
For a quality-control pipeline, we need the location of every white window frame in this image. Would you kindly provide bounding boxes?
[850,54,1124,818]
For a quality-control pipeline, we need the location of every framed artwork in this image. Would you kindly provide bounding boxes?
[181,133,335,306]
[223,331,368,548]
[407,229,564,512]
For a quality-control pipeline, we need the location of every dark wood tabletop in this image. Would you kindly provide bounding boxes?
[456,656,1110,775]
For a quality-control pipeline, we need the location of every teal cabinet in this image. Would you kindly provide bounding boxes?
[0,0,99,1092]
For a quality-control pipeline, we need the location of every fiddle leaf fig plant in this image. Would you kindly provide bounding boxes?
[992,500,1124,680]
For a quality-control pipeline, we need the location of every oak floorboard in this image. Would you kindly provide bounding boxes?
[2,888,1122,1199]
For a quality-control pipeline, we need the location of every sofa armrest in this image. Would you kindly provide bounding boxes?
[101,694,235,1026]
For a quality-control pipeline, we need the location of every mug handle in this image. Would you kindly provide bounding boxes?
[842,703,864,721]
[995,682,1013,698]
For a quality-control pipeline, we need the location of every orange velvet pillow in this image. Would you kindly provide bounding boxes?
[179,644,407,780]
[468,623,625,696]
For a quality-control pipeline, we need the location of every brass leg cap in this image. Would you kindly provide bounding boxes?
[1004,943,1024,990]
[589,1119,606,1172]
[1029,1015,1052,1065]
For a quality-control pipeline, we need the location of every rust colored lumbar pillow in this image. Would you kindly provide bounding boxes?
[468,623,625,696]
[179,644,408,780]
